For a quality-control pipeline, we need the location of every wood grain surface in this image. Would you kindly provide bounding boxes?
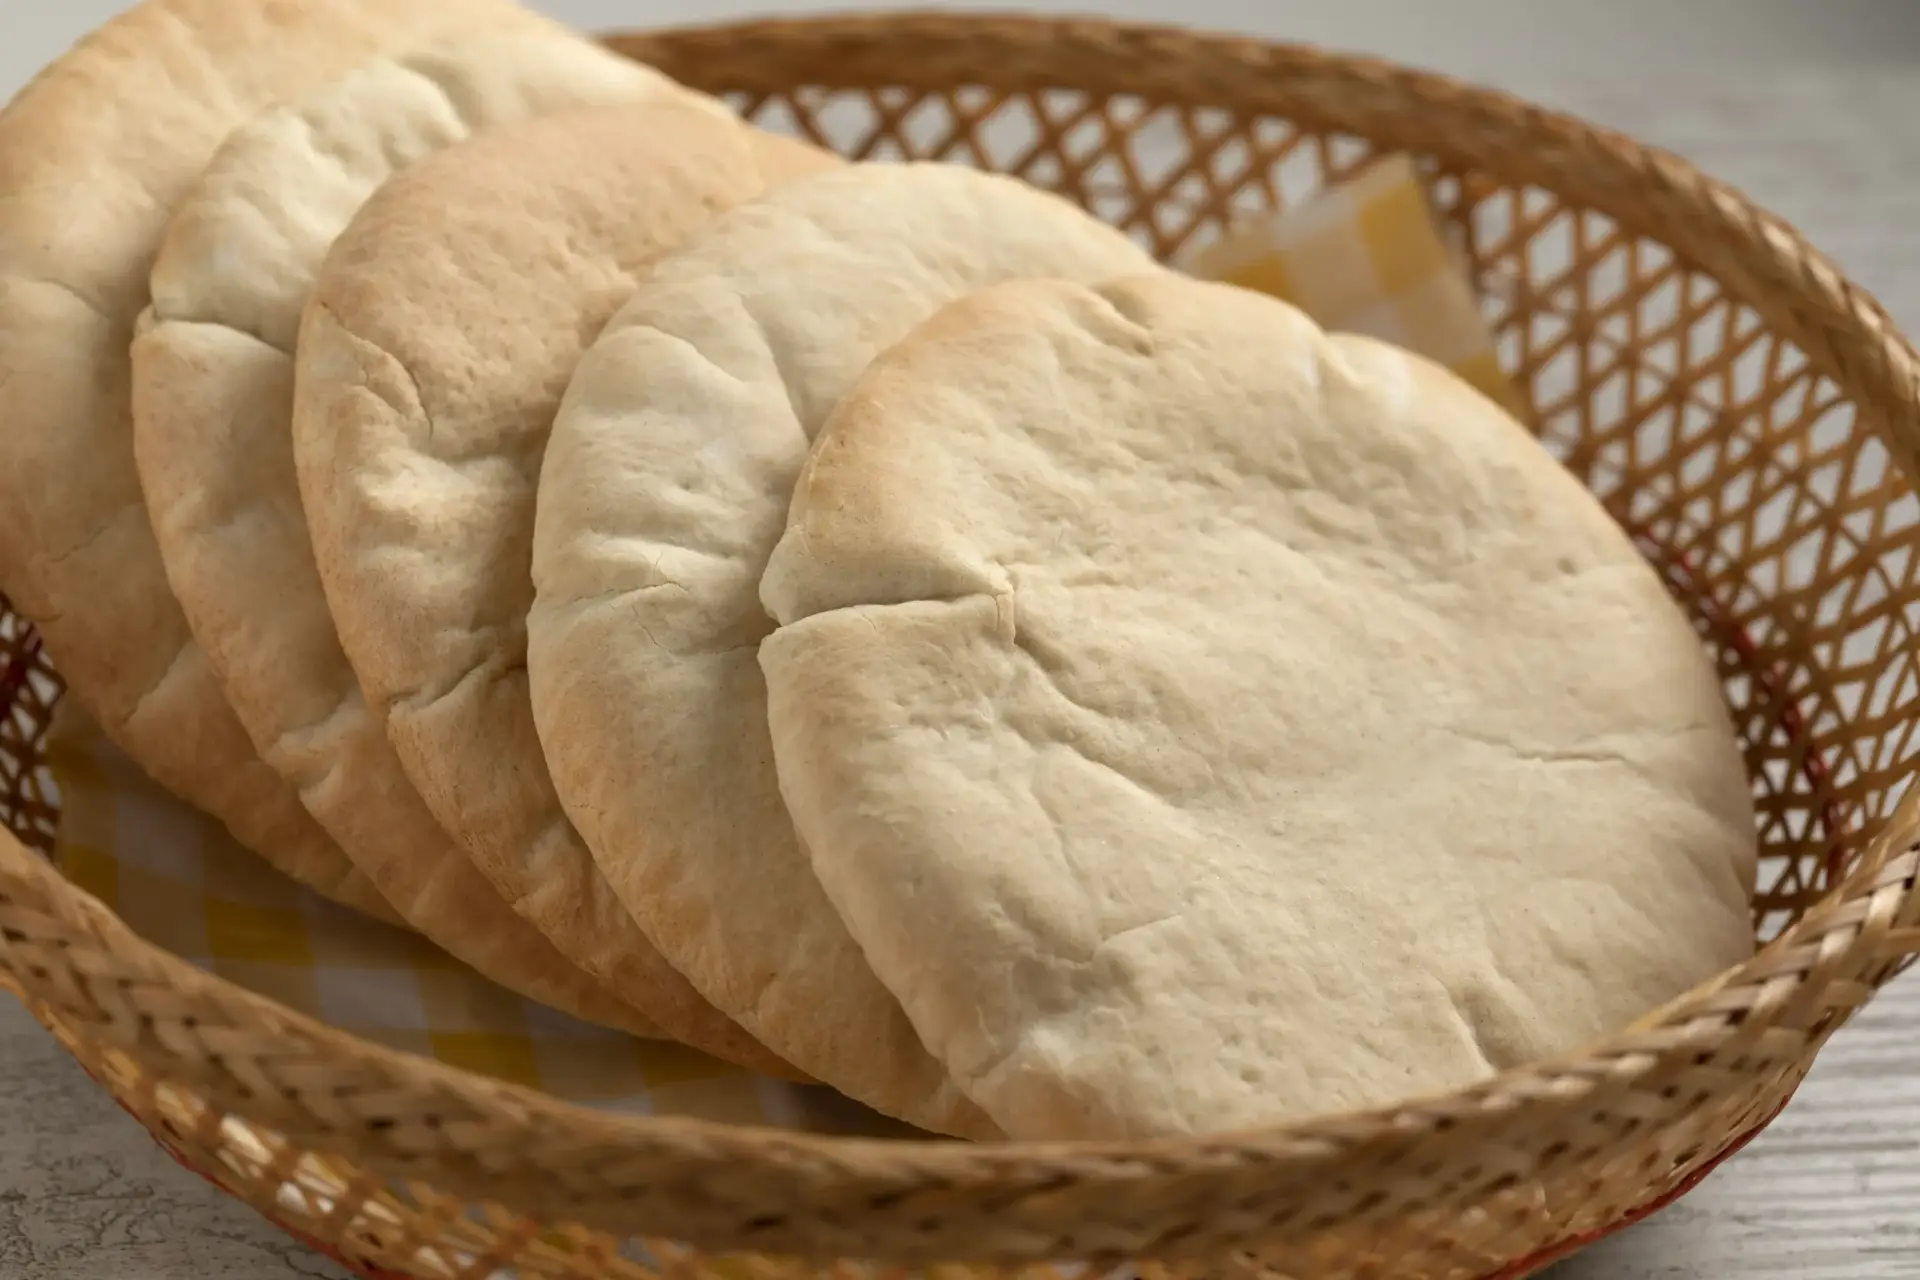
[2,15,1918,1280]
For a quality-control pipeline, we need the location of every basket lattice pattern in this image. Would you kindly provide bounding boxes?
[1,16,1917,1280]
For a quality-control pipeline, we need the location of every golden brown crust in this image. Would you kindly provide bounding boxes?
[293,102,834,1074]
[0,0,561,917]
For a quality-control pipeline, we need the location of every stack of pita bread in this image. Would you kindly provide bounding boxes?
[0,0,1758,1142]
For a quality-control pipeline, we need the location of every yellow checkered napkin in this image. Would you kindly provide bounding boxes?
[1181,153,1510,407]
[47,705,911,1133]
[48,151,1511,1134]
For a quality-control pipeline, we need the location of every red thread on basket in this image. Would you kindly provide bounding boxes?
[1632,526,1851,891]
[1480,1094,1788,1280]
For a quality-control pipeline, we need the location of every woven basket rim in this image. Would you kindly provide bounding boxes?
[4,11,1920,1260]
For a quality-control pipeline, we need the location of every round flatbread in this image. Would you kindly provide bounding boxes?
[529,163,1158,1136]
[129,36,719,1035]
[0,0,562,916]
[758,274,1760,1140]
[292,102,837,1072]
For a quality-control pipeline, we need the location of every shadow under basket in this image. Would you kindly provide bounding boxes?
[3,14,1920,1280]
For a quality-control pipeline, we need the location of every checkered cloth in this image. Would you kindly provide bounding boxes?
[50,152,1507,1128]
[49,705,860,1125]
[1181,153,1510,407]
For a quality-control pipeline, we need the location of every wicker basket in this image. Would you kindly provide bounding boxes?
[3,13,1919,1280]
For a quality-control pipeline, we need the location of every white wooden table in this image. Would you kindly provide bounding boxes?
[3,5,1918,1277]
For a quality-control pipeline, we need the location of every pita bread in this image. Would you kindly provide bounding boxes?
[529,164,1157,1136]
[292,103,837,1072]
[130,36,718,1035]
[758,274,1759,1140]
[0,0,564,916]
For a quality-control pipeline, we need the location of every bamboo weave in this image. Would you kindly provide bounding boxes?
[2,15,1918,1280]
